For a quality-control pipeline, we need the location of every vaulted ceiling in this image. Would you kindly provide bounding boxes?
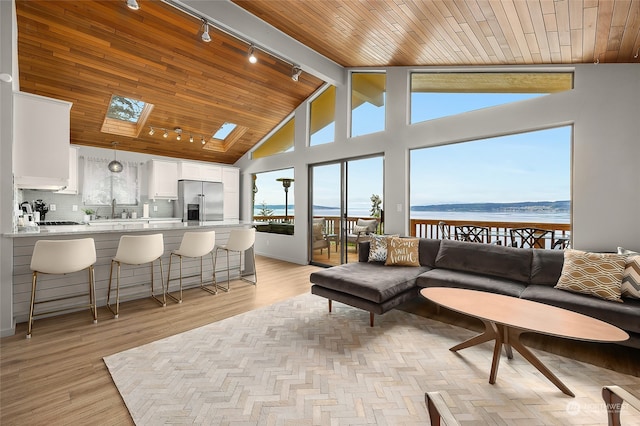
[15,0,640,164]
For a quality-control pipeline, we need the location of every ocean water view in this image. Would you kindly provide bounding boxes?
[255,208,570,224]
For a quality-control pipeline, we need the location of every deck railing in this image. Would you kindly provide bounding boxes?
[410,218,570,249]
[254,216,570,249]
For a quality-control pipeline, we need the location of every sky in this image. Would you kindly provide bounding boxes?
[255,92,571,214]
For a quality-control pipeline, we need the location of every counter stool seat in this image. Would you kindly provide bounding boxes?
[107,233,165,318]
[214,228,256,292]
[166,231,217,303]
[28,238,97,338]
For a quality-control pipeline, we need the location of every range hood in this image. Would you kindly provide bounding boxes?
[14,175,67,191]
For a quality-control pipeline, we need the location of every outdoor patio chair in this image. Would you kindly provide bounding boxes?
[454,225,490,243]
[312,217,330,258]
[346,218,378,253]
[438,221,451,239]
[510,227,554,249]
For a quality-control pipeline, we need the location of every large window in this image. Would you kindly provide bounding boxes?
[351,72,386,137]
[253,168,295,235]
[252,117,295,159]
[309,86,336,146]
[82,157,140,205]
[410,72,573,124]
[410,126,571,224]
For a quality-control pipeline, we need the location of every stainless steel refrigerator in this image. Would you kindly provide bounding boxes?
[176,180,224,221]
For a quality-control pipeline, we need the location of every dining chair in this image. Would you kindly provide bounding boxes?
[214,228,256,292]
[106,233,165,318]
[454,225,489,243]
[166,231,216,303]
[27,238,98,338]
[509,227,554,249]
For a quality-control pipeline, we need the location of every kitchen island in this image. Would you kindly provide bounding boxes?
[5,220,254,328]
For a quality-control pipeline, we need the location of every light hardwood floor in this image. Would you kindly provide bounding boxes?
[1,256,638,425]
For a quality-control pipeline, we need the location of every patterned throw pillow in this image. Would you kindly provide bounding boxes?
[368,235,398,262]
[554,249,626,302]
[385,237,420,267]
[620,255,640,299]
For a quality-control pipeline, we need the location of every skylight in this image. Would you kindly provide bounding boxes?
[214,122,237,140]
[106,95,146,123]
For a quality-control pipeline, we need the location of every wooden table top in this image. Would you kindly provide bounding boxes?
[420,287,629,343]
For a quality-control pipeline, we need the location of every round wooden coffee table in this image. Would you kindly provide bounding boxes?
[420,287,629,397]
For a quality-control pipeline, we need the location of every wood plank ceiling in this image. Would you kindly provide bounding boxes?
[15,0,324,164]
[16,1,640,164]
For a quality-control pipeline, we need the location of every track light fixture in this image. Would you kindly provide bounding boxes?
[175,127,182,141]
[148,126,155,136]
[189,134,194,143]
[248,45,257,64]
[291,66,302,82]
[201,18,211,43]
[163,129,169,138]
[126,0,139,11]
[201,136,206,145]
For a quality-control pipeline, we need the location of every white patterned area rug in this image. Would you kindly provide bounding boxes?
[104,293,640,425]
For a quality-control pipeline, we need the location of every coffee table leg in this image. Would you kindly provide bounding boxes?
[489,323,504,384]
[450,319,497,352]
[508,328,575,397]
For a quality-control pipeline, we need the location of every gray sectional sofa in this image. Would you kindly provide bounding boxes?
[310,238,640,348]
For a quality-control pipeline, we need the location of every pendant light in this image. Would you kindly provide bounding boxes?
[108,141,123,173]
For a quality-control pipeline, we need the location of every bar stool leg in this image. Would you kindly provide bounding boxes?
[27,272,38,338]
[89,266,97,323]
[199,253,217,295]
[106,259,121,318]
[150,259,167,307]
[166,253,183,303]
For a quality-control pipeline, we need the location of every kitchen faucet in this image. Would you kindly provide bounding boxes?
[111,199,116,219]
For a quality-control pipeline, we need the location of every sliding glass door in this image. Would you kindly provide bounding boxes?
[310,156,383,266]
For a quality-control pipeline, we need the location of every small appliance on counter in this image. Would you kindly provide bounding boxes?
[33,199,49,221]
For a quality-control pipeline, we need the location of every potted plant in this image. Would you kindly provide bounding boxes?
[82,208,95,223]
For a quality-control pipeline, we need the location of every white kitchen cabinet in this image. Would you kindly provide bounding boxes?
[147,160,178,199]
[55,147,79,194]
[177,161,222,182]
[222,167,239,220]
[13,92,72,190]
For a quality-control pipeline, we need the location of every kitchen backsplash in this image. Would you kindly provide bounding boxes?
[19,190,175,222]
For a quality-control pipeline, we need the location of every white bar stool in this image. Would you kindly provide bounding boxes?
[106,233,165,318]
[27,238,97,338]
[166,231,217,303]
[214,228,256,292]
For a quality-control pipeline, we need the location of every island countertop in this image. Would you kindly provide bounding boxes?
[4,220,252,238]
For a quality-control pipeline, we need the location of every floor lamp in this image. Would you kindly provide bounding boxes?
[276,178,294,222]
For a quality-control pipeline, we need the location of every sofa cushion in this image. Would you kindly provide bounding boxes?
[368,235,398,263]
[530,249,565,286]
[418,238,441,268]
[434,239,532,284]
[416,269,527,298]
[554,250,626,302]
[621,255,640,299]
[310,262,431,304]
[521,284,640,335]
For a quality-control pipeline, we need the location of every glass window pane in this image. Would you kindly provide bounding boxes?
[106,95,146,123]
[252,118,295,159]
[410,126,571,224]
[310,86,336,146]
[253,168,295,235]
[351,73,386,137]
[410,72,573,124]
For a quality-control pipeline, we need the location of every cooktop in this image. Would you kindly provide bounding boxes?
[38,221,83,226]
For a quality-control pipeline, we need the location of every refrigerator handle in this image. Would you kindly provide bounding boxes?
[199,194,205,221]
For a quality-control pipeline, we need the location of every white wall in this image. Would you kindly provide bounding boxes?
[236,64,640,263]
[0,0,17,337]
